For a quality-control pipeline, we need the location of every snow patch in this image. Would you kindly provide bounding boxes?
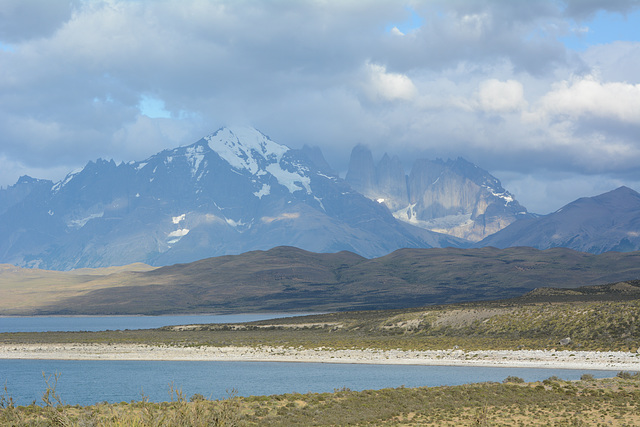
[225,218,245,228]
[185,145,206,177]
[167,228,190,245]
[261,212,300,223]
[266,163,311,193]
[52,168,83,193]
[393,205,473,231]
[317,172,337,180]
[314,196,326,211]
[253,184,271,199]
[172,214,186,224]
[68,212,104,229]
[168,228,190,238]
[483,185,514,205]
[376,198,385,203]
[136,162,148,171]
[206,127,311,194]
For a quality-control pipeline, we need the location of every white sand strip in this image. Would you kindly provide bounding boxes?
[1,344,640,371]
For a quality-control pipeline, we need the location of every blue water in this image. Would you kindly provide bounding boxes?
[0,316,623,406]
[0,313,312,333]
[0,359,616,406]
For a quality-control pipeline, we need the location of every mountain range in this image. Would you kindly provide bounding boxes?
[1,126,639,271]
[0,128,465,270]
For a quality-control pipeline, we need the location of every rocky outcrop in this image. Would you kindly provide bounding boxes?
[346,146,528,241]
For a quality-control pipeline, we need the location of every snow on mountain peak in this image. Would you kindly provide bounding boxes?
[205,127,288,175]
[205,127,311,194]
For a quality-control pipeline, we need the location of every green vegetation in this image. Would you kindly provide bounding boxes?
[2,297,639,352]
[3,373,640,426]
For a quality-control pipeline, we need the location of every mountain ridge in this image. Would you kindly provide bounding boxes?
[345,145,530,241]
[0,127,467,270]
[479,186,640,253]
[3,245,640,315]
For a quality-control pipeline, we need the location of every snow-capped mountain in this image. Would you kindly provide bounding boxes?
[478,186,640,253]
[345,145,530,241]
[0,127,467,270]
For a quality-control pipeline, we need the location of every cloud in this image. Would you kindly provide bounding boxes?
[1,0,640,214]
[0,0,79,43]
[362,63,417,101]
[561,0,640,20]
[538,76,640,124]
[475,79,527,113]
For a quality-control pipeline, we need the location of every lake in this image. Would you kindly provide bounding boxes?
[0,313,313,333]
[0,359,616,406]
[0,315,621,406]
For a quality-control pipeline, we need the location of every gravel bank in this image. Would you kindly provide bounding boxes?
[1,344,639,371]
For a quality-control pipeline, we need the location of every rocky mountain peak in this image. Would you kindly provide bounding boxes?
[345,144,376,195]
[346,146,528,241]
[0,128,467,270]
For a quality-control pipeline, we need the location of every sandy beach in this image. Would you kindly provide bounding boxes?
[1,343,639,371]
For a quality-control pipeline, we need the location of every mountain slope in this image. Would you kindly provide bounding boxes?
[345,146,529,241]
[479,186,640,253]
[0,127,466,270]
[4,245,640,315]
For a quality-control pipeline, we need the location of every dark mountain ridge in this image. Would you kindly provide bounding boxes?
[14,245,640,315]
[479,186,640,253]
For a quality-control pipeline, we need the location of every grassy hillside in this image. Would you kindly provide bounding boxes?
[0,263,155,314]
[2,246,640,315]
[4,280,640,351]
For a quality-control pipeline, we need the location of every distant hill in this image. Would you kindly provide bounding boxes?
[517,280,640,303]
[479,186,640,253]
[3,246,640,315]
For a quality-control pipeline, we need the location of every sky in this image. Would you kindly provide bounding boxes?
[1,0,639,214]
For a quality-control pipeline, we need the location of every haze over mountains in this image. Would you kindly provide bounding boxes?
[0,126,638,271]
[0,128,465,270]
[345,145,529,241]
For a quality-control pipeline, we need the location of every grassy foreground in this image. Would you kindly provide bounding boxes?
[2,372,640,426]
[3,297,639,352]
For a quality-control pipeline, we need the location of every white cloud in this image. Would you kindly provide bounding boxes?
[475,79,527,113]
[363,62,417,102]
[537,76,640,124]
[1,0,640,214]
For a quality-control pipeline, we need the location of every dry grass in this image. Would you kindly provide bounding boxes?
[2,372,640,426]
[0,263,156,314]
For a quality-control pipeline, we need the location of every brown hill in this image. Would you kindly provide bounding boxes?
[3,246,640,315]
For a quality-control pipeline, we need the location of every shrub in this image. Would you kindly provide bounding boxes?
[616,371,634,380]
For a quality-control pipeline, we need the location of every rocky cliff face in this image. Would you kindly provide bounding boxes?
[346,146,529,241]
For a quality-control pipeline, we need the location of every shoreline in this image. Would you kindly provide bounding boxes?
[1,344,639,371]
